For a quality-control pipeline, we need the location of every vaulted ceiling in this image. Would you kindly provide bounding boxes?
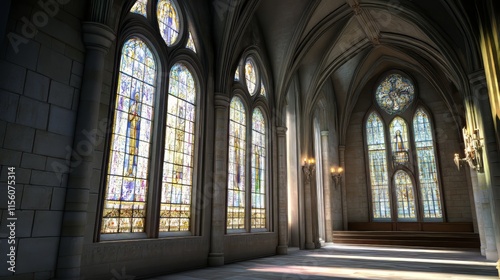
[251,0,481,128]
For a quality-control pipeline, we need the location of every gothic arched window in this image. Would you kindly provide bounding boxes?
[365,72,443,222]
[100,0,201,238]
[413,108,442,218]
[366,112,391,219]
[227,54,270,231]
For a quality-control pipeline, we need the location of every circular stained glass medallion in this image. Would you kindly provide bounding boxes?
[375,73,415,115]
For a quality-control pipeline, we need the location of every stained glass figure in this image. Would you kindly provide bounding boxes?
[251,108,266,229]
[390,117,410,166]
[376,73,415,115]
[394,170,416,219]
[413,108,442,218]
[157,0,180,46]
[159,63,197,232]
[102,38,156,234]
[227,97,246,229]
[130,0,147,16]
[186,31,197,53]
[260,81,266,97]
[245,58,257,95]
[366,112,391,219]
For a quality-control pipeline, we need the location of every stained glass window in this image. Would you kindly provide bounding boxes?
[234,68,240,81]
[390,117,409,165]
[245,58,257,95]
[227,97,246,229]
[394,170,416,219]
[102,38,156,234]
[376,73,415,115]
[130,0,147,16]
[251,108,266,229]
[413,108,442,218]
[260,82,266,97]
[160,64,196,232]
[186,31,197,53]
[157,0,180,46]
[366,112,391,219]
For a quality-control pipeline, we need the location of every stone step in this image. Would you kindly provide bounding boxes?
[332,231,480,248]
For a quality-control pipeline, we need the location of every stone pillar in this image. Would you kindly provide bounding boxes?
[470,170,487,255]
[277,126,288,254]
[56,22,115,279]
[321,131,333,242]
[339,145,347,230]
[208,93,230,266]
[303,162,315,249]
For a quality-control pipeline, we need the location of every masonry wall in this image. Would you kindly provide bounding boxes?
[0,0,86,278]
[344,69,473,224]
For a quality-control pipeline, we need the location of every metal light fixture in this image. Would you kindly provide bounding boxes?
[454,127,483,172]
[330,166,343,186]
[302,158,316,183]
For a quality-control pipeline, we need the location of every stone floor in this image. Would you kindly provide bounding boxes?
[146,244,499,280]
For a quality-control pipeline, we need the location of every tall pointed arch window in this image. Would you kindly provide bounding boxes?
[413,108,442,218]
[366,112,391,219]
[102,38,156,234]
[227,97,247,230]
[227,55,270,232]
[100,0,202,238]
[365,72,443,222]
[251,108,266,229]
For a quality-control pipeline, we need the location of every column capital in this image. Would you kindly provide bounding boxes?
[277,126,287,136]
[214,93,230,109]
[468,70,487,89]
[321,131,329,136]
[82,22,115,54]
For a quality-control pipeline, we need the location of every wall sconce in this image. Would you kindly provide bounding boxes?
[330,167,343,186]
[302,158,315,183]
[454,127,483,172]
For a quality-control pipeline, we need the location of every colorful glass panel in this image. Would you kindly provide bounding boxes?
[186,31,197,53]
[234,67,240,81]
[413,108,442,218]
[159,64,197,232]
[390,117,410,165]
[376,73,415,115]
[366,112,391,219]
[260,81,266,97]
[102,38,156,234]
[251,108,266,229]
[227,97,246,229]
[245,58,257,95]
[157,0,180,46]
[130,0,147,16]
[394,170,416,219]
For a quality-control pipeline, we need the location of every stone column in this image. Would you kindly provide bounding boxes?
[470,170,487,255]
[321,131,333,242]
[303,162,315,249]
[56,22,115,279]
[208,93,230,266]
[277,126,288,254]
[339,145,347,230]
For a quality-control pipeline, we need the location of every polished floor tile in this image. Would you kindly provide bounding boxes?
[147,244,499,279]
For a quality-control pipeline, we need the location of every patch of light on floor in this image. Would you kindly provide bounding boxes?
[305,254,497,267]
[249,265,497,279]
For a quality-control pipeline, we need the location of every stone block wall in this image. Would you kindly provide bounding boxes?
[0,0,86,278]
